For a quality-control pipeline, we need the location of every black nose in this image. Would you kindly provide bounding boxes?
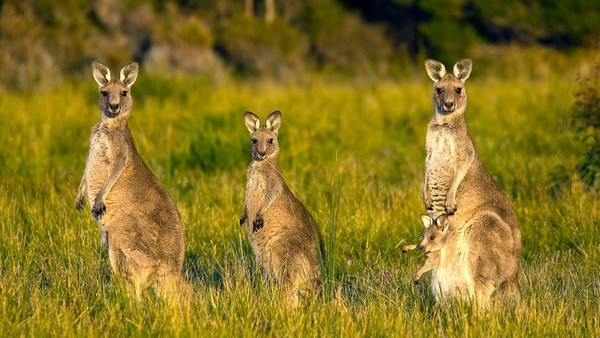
[110,103,119,111]
[417,244,423,252]
[444,101,454,110]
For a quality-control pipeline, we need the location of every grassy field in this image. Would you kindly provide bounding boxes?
[0,52,598,336]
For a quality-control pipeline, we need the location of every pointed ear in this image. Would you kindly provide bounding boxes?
[265,110,282,135]
[92,61,110,86]
[420,214,433,228]
[120,62,139,87]
[244,111,260,133]
[425,59,446,83]
[453,59,472,83]
[436,214,450,232]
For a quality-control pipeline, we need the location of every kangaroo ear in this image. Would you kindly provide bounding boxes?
[244,111,261,133]
[436,214,450,232]
[420,214,433,228]
[425,59,446,83]
[92,61,110,86]
[265,110,282,135]
[120,62,139,87]
[453,59,472,83]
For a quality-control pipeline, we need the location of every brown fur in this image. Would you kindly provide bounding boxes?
[423,59,521,305]
[241,111,324,306]
[76,61,184,297]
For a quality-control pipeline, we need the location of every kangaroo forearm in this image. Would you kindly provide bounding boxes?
[422,175,432,206]
[97,157,127,202]
[414,264,431,281]
[76,175,87,210]
[448,153,473,200]
[240,204,248,225]
[76,176,87,200]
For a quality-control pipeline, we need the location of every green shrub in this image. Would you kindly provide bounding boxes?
[312,13,392,75]
[571,62,600,191]
[216,18,310,78]
[152,4,214,47]
[419,19,483,63]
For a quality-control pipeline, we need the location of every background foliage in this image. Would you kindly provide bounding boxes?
[0,0,598,89]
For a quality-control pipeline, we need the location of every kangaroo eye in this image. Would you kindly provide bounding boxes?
[267,138,273,144]
[101,91,108,97]
[455,88,462,94]
[251,138,258,144]
[121,91,128,97]
[435,88,443,94]
[429,236,435,241]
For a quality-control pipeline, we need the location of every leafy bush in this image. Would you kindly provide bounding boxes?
[216,18,310,78]
[312,13,392,75]
[417,0,483,62]
[145,3,224,77]
[571,62,600,191]
[472,0,600,47]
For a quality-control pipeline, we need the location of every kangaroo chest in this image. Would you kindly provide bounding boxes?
[85,127,114,200]
[426,126,458,190]
[245,169,268,221]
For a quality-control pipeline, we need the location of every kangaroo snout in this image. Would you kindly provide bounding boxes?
[258,144,268,157]
[443,100,454,112]
[252,151,266,161]
[109,103,120,113]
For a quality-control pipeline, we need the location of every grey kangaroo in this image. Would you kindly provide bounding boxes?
[76,61,184,297]
[403,214,449,284]
[241,111,324,306]
[423,59,521,305]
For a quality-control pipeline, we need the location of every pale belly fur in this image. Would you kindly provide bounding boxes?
[430,229,474,301]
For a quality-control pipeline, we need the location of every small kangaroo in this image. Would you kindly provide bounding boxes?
[76,61,185,297]
[240,111,324,306]
[402,214,449,284]
[423,59,521,305]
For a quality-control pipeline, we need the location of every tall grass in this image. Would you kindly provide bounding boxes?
[0,52,599,336]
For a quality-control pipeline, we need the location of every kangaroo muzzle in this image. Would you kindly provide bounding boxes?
[109,102,120,114]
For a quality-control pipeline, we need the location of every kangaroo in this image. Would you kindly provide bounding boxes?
[76,61,185,297]
[422,59,474,219]
[240,111,325,306]
[423,59,521,305]
[403,214,449,284]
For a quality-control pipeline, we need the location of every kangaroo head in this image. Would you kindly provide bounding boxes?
[244,110,282,162]
[92,61,139,119]
[417,214,450,254]
[425,59,472,116]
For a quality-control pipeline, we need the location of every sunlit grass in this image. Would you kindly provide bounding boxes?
[0,54,598,336]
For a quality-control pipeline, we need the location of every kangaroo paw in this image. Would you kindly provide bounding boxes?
[252,218,264,232]
[75,196,85,212]
[92,200,106,220]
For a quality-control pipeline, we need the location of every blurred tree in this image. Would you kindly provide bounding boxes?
[472,0,599,48]
[265,0,276,23]
[342,0,599,60]
[245,0,254,18]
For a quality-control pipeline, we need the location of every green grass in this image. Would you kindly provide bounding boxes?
[0,54,599,336]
